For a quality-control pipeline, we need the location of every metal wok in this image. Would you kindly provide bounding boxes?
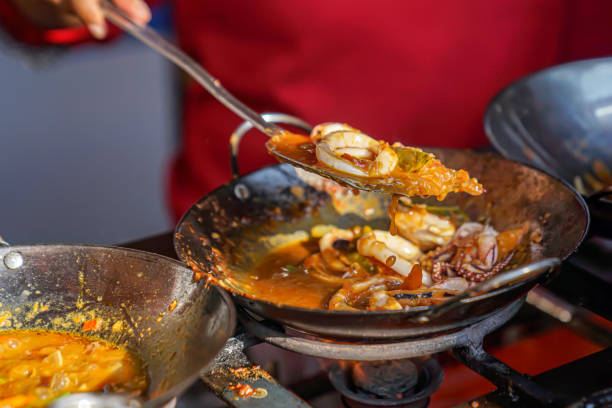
[174,116,589,341]
[0,243,235,407]
[484,57,612,237]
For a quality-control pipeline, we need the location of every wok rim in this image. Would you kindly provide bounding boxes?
[0,243,237,405]
[483,56,612,177]
[174,150,590,317]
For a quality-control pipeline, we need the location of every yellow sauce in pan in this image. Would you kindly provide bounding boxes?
[0,330,148,407]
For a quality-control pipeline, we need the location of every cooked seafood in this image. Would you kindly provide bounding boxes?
[393,204,456,250]
[313,123,398,177]
[266,123,484,200]
[357,230,422,278]
[423,221,529,283]
[0,330,147,407]
[248,204,531,311]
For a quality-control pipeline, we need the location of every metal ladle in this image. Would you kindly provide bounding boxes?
[100,2,426,194]
[102,1,280,138]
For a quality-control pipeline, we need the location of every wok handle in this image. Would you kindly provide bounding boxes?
[585,186,612,239]
[414,257,561,323]
[229,113,313,178]
[100,1,283,138]
[586,185,612,202]
[201,334,312,407]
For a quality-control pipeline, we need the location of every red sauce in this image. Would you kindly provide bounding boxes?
[247,240,344,309]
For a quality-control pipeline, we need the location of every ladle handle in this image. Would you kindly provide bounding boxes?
[229,113,313,178]
[415,257,561,323]
[101,1,283,137]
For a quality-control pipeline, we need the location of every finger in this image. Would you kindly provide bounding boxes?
[113,0,151,25]
[70,0,107,38]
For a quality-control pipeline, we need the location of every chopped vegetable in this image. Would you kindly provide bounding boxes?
[399,264,423,290]
[394,147,434,172]
[81,319,99,332]
[311,224,336,238]
[345,252,375,273]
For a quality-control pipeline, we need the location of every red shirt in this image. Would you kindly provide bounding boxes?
[3,0,612,220]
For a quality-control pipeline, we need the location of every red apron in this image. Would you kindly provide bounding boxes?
[3,0,612,219]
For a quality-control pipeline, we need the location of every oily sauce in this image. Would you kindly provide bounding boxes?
[248,240,342,309]
[0,330,148,407]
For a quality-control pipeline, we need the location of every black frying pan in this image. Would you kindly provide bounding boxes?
[484,57,612,238]
[174,117,589,340]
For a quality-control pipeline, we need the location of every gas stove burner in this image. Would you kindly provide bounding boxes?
[328,358,443,408]
[238,299,523,360]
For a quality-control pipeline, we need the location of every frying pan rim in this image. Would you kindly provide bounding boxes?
[483,56,612,173]
[174,150,590,316]
[3,243,194,269]
[0,243,237,404]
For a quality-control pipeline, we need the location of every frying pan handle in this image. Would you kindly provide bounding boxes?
[102,1,284,138]
[415,257,561,323]
[229,113,313,178]
[586,185,612,202]
[201,333,312,407]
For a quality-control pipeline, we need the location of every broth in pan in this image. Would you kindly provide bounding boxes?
[248,202,533,311]
[0,330,148,407]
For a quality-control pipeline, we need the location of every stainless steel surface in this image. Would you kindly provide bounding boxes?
[484,57,612,195]
[0,244,235,407]
[238,300,523,360]
[50,393,144,408]
[415,258,560,323]
[101,1,282,138]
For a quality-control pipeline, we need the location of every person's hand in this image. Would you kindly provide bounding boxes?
[9,0,151,39]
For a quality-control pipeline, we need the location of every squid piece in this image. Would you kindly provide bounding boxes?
[328,288,359,311]
[313,123,398,177]
[304,253,352,284]
[394,206,456,250]
[357,230,431,285]
[319,228,355,271]
[368,290,403,311]
[430,277,469,291]
[328,275,404,311]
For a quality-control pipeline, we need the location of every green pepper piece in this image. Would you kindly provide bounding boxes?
[394,147,434,172]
